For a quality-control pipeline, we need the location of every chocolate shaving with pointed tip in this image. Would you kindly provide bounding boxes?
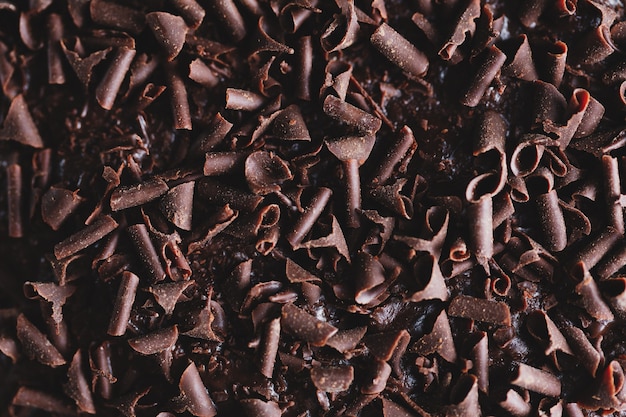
[439,0,480,61]
[41,186,84,231]
[16,313,66,367]
[413,309,457,363]
[160,181,194,231]
[128,325,178,355]
[146,12,188,62]
[64,350,96,414]
[245,150,293,195]
[0,94,44,148]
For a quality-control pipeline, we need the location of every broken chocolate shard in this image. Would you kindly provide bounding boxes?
[146,12,188,62]
[23,281,76,331]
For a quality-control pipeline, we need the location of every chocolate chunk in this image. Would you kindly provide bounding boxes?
[448,295,511,325]
[281,303,338,346]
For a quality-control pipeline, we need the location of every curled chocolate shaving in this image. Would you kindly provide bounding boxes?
[371,125,417,186]
[245,150,293,195]
[160,182,194,231]
[171,0,205,28]
[519,0,546,27]
[7,163,23,238]
[0,94,44,148]
[286,187,332,247]
[408,254,448,302]
[95,46,136,110]
[466,195,493,268]
[41,186,84,231]
[511,363,561,397]
[502,35,538,81]
[448,295,511,325]
[61,39,110,88]
[147,280,194,315]
[361,360,391,394]
[197,113,233,152]
[580,360,625,411]
[541,40,567,88]
[447,373,481,416]
[298,214,350,261]
[107,271,140,336]
[526,170,567,252]
[127,224,166,282]
[89,0,145,34]
[46,13,65,84]
[128,325,178,355]
[526,310,573,360]
[321,0,359,52]
[258,317,280,378]
[146,12,188,62]
[327,326,367,353]
[54,215,118,260]
[571,261,614,321]
[570,25,616,66]
[296,36,312,100]
[177,361,217,417]
[323,95,382,134]
[189,59,219,88]
[240,399,281,417]
[460,45,506,107]
[225,88,266,111]
[413,309,457,363]
[23,282,75,331]
[198,178,263,212]
[466,331,488,393]
[12,387,75,416]
[322,60,352,101]
[16,314,65,367]
[573,227,620,271]
[64,350,95,414]
[271,104,311,141]
[370,23,429,79]
[310,365,354,392]
[562,325,601,376]
[166,60,192,130]
[207,0,246,41]
[354,251,387,304]
[499,388,532,416]
[439,0,480,61]
[281,303,338,346]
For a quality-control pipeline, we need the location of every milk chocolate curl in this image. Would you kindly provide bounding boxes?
[323,95,382,134]
[296,36,312,100]
[460,45,506,107]
[197,113,233,152]
[54,215,118,259]
[47,13,65,84]
[499,388,532,416]
[440,0,480,60]
[127,224,166,283]
[409,254,448,302]
[225,88,266,111]
[281,303,338,346]
[503,35,538,81]
[207,0,246,42]
[371,125,417,186]
[519,0,546,27]
[572,262,614,321]
[12,387,75,416]
[370,23,429,79]
[245,151,293,195]
[541,40,567,88]
[16,314,65,367]
[272,104,311,141]
[146,12,188,62]
[511,363,561,396]
[446,374,481,416]
[0,94,44,148]
[7,163,22,238]
[526,310,572,360]
[240,399,281,417]
[198,179,263,212]
[128,325,178,355]
[64,350,95,414]
[89,0,145,34]
[562,326,601,376]
[170,0,205,28]
[107,271,140,336]
[189,59,219,88]
[96,46,136,110]
[414,309,457,363]
[526,172,566,252]
[257,317,280,378]
[160,182,194,231]
[41,186,84,231]
[570,25,616,66]
[321,0,358,52]
[573,227,620,271]
[602,155,624,234]
[354,251,386,304]
[310,365,354,392]
[110,178,169,211]
[448,295,511,325]
[466,195,493,268]
[166,60,192,130]
[286,187,332,247]
[178,361,217,417]
[325,134,375,227]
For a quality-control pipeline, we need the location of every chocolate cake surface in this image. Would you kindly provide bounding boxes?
[2,0,626,416]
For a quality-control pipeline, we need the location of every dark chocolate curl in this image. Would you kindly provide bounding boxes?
[439,0,480,60]
[128,326,178,355]
[511,363,561,396]
[570,25,616,66]
[146,12,188,62]
[361,360,391,394]
[326,326,366,354]
[207,0,246,41]
[189,59,219,88]
[197,113,232,152]
[321,0,359,52]
[408,254,448,302]
[54,215,118,259]
[414,310,457,363]
[0,94,44,148]
[527,171,567,252]
[467,331,488,393]
[92,341,115,400]
[499,389,532,416]
[240,399,281,417]
[354,251,386,304]
[602,155,624,234]
[225,88,266,111]
[580,361,624,411]
[47,13,65,84]
[573,89,604,138]
[369,178,414,220]
[178,362,217,417]
[296,36,312,100]
[41,186,84,231]
[573,227,620,271]
[371,125,417,186]
[245,151,293,195]
[281,303,338,346]
[16,314,65,367]
[89,0,145,34]
[519,0,547,28]
[370,23,429,79]
[460,46,506,107]
[7,163,23,238]
[323,95,382,134]
[322,60,352,101]
[198,179,263,212]
[166,60,192,130]
[298,214,350,261]
[127,224,167,283]
[502,35,538,81]
[258,318,280,378]
[310,365,354,392]
[448,295,511,325]
[171,0,205,28]
[272,104,311,141]
[446,374,481,417]
[467,195,493,268]
[526,310,572,359]
[96,46,136,110]
[64,350,95,414]
[286,187,332,247]
[23,282,75,330]
[107,271,140,336]
[541,40,567,88]
[572,262,614,321]
[12,387,75,416]
[562,325,601,376]
[148,280,194,315]
[110,178,169,211]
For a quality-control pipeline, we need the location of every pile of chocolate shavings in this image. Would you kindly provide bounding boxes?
[4,0,626,416]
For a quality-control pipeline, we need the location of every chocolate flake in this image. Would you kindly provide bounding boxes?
[413,310,457,363]
[41,186,84,231]
[128,325,178,355]
[160,181,194,231]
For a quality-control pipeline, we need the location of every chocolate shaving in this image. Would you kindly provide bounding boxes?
[0,94,44,148]
[371,125,417,186]
[147,280,194,315]
[207,0,246,41]
[171,0,205,28]
[96,46,136,110]
[127,224,167,282]
[189,59,219,88]
[7,163,23,238]
[128,325,178,355]
[526,310,573,360]
[321,0,359,52]
[64,350,96,414]
[413,310,457,363]
[327,326,367,353]
[439,0,480,61]
[502,34,538,81]
[369,178,414,220]
[562,325,601,377]
[166,60,192,130]
[466,195,493,268]
[89,0,145,34]
[41,186,84,231]
[323,95,382,134]
[297,214,350,261]
[361,360,391,394]
[107,271,140,336]
[16,314,65,367]
[310,365,354,392]
[54,215,118,260]
[570,25,616,66]
[296,36,312,100]
[281,303,338,346]
[446,373,481,416]
[258,317,280,378]
[460,45,506,107]
[371,23,429,79]
[572,261,614,321]
[511,363,561,397]
[541,40,567,88]
[146,12,188,62]
[573,227,620,271]
[176,361,217,417]
[245,150,293,195]
[580,360,625,411]
[23,282,76,331]
[160,182,194,231]
[448,295,511,325]
[408,254,448,302]
[354,251,387,304]
[499,389,532,417]
[271,104,311,141]
[286,187,332,247]
[110,178,169,211]
[12,387,75,416]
